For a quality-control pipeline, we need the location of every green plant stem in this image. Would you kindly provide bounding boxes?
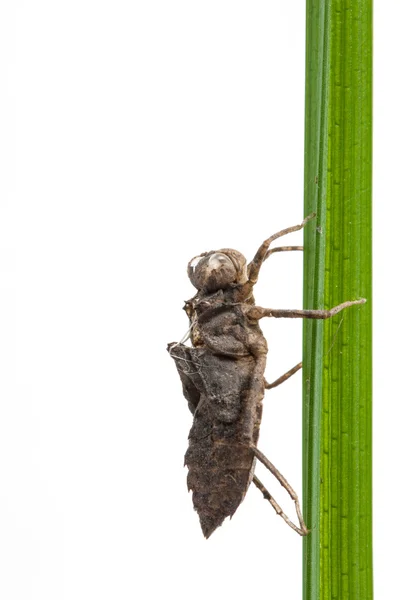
[302,2,372,599]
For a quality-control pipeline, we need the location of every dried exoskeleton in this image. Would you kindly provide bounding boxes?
[168,214,366,538]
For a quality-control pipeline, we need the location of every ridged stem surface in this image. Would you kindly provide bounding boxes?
[302,1,372,599]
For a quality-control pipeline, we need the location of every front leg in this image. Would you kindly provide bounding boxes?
[247,213,315,286]
[246,298,366,321]
[263,245,303,261]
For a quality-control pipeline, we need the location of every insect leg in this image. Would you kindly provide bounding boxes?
[247,213,315,285]
[246,298,366,321]
[264,245,303,260]
[264,362,302,390]
[252,475,308,536]
[251,446,309,536]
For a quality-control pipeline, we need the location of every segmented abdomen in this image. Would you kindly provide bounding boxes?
[185,352,265,538]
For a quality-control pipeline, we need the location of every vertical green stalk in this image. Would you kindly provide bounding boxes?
[303,2,372,600]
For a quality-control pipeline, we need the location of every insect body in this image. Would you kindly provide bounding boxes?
[168,215,365,538]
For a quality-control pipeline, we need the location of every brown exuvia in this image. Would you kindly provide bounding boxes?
[168,215,366,539]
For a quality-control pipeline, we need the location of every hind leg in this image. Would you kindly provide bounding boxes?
[251,446,309,536]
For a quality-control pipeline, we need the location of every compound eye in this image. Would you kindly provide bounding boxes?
[188,256,203,270]
[207,253,231,270]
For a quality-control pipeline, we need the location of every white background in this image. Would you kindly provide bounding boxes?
[0,1,396,598]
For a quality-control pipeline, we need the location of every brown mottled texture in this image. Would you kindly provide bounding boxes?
[169,320,265,537]
[169,238,270,538]
[168,216,365,538]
